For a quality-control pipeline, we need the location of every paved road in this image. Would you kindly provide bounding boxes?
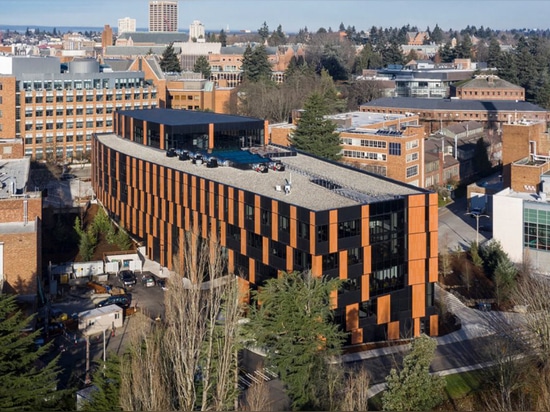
[438,196,491,252]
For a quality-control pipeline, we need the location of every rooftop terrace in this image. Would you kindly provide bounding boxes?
[97,134,424,211]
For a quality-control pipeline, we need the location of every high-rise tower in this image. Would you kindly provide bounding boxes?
[149,1,178,32]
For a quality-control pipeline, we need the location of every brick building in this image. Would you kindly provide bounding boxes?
[361,97,550,134]
[92,108,439,344]
[0,151,42,296]
[451,75,525,101]
[0,55,159,160]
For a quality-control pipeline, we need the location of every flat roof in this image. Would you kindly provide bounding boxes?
[361,97,548,112]
[118,108,264,127]
[97,134,424,211]
[0,157,30,199]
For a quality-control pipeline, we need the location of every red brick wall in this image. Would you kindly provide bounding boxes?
[0,140,24,159]
[0,197,42,224]
[1,230,39,295]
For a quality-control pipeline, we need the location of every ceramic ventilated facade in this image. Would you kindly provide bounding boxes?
[92,109,439,344]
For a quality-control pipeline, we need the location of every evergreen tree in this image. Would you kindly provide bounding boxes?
[381,41,404,66]
[382,334,446,411]
[241,44,272,82]
[455,34,473,58]
[258,21,269,43]
[0,294,63,410]
[487,37,502,67]
[193,55,212,79]
[218,29,227,47]
[268,24,286,46]
[159,42,181,73]
[289,92,342,160]
[438,41,457,63]
[431,24,444,44]
[81,355,122,411]
[246,271,345,410]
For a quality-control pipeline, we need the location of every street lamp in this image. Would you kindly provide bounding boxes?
[466,212,490,244]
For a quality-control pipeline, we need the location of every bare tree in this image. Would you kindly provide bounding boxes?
[121,231,243,411]
[240,380,273,412]
[339,366,371,412]
[119,313,170,411]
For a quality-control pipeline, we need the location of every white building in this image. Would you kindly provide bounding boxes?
[189,20,205,42]
[493,186,550,273]
[118,17,136,34]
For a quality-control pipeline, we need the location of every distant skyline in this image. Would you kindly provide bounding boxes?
[2,0,550,34]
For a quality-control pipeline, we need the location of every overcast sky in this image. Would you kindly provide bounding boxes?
[2,0,550,33]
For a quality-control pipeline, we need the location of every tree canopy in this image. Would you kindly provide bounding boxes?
[159,42,181,73]
[241,44,272,82]
[0,294,63,410]
[193,55,212,79]
[382,334,446,411]
[246,271,345,410]
[289,92,342,160]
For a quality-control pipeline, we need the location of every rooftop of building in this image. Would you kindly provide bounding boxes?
[0,157,31,199]
[455,75,524,89]
[361,97,548,112]
[118,108,263,127]
[97,133,425,211]
[115,31,189,44]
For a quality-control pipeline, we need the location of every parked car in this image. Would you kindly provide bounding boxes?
[118,270,136,287]
[142,274,156,288]
[96,294,132,309]
[60,173,76,181]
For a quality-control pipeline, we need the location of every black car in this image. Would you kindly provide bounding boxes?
[96,294,132,309]
[60,173,76,181]
[118,270,137,287]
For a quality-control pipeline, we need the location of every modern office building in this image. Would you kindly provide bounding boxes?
[149,1,178,33]
[118,17,137,34]
[92,108,439,344]
[0,55,159,160]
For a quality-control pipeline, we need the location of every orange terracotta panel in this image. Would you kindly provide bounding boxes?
[238,190,244,227]
[408,259,425,286]
[290,206,297,248]
[220,221,226,247]
[329,210,338,254]
[262,237,269,264]
[228,249,235,274]
[363,246,371,274]
[412,283,426,319]
[346,303,359,331]
[208,123,214,149]
[191,176,197,211]
[159,166,165,199]
[255,195,261,234]
[237,277,249,304]
[199,179,206,214]
[248,257,255,283]
[430,314,439,336]
[339,250,348,280]
[409,193,425,208]
[311,255,322,277]
[408,206,425,234]
[414,318,420,337]
[309,211,316,254]
[361,275,370,302]
[218,185,225,221]
[175,172,181,205]
[377,294,391,325]
[286,246,293,273]
[408,233,427,261]
[272,200,278,242]
[388,321,400,340]
[428,192,438,206]
[183,174,189,208]
[227,187,234,225]
[240,228,246,255]
[351,328,363,345]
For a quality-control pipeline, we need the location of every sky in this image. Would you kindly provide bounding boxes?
[2,0,550,33]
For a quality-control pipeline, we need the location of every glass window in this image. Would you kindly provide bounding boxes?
[389,142,401,156]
